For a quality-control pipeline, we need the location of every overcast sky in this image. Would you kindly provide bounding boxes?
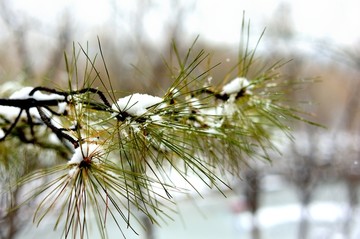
[6,0,358,44]
[1,0,359,57]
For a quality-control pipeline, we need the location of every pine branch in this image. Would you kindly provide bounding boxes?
[0,29,319,239]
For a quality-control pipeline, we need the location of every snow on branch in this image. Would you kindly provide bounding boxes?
[112,93,163,117]
[0,37,317,239]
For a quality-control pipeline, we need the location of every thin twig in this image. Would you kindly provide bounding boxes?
[36,106,79,148]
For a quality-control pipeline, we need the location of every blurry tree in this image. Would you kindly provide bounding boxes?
[0,1,73,238]
[0,0,34,79]
[330,46,360,237]
[0,0,73,86]
[98,0,196,95]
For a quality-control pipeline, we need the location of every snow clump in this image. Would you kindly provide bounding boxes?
[112,93,163,117]
[221,77,252,95]
[67,143,104,177]
[68,143,103,165]
[9,87,65,101]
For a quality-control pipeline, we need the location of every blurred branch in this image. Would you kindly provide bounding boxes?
[43,13,73,81]
[0,0,34,78]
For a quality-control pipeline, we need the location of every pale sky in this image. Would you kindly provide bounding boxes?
[3,0,360,49]
[191,0,360,45]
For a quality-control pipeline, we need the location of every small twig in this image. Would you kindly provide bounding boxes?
[25,109,36,139]
[30,86,112,108]
[29,86,68,97]
[0,109,23,141]
[36,106,79,148]
[74,88,111,108]
[192,87,247,101]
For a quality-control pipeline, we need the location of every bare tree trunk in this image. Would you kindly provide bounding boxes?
[297,196,310,239]
[244,169,261,239]
[343,174,360,237]
[0,0,34,79]
[142,215,155,239]
[0,187,20,239]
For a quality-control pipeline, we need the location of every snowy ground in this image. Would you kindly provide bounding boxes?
[15,178,360,239]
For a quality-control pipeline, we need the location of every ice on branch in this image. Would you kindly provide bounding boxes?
[112,93,163,116]
[221,77,252,95]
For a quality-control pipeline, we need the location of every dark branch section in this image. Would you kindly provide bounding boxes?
[193,87,248,101]
[36,106,79,148]
[0,98,61,108]
[0,85,247,149]
[0,108,24,142]
[0,87,115,147]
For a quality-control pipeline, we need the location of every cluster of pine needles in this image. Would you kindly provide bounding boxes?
[0,25,317,239]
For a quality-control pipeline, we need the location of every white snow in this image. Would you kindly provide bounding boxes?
[0,87,67,124]
[221,77,252,95]
[0,105,21,121]
[57,102,68,114]
[47,133,62,145]
[0,104,52,123]
[68,143,103,165]
[187,96,202,109]
[9,87,65,101]
[68,167,79,178]
[0,128,5,138]
[67,143,104,177]
[236,202,344,230]
[150,114,163,122]
[169,87,181,97]
[9,87,37,99]
[223,97,239,115]
[112,93,163,116]
[203,128,223,135]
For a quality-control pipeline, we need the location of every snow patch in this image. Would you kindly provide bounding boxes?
[68,143,103,165]
[112,93,163,116]
[0,105,21,121]
[68,167,79,178]
[9,87,65,101]
[0,87,68,126]
[221,77,252,95]
[47,133,62,145]
[57,102,68,114]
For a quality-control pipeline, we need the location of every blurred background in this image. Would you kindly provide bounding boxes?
[0,0,360,238]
